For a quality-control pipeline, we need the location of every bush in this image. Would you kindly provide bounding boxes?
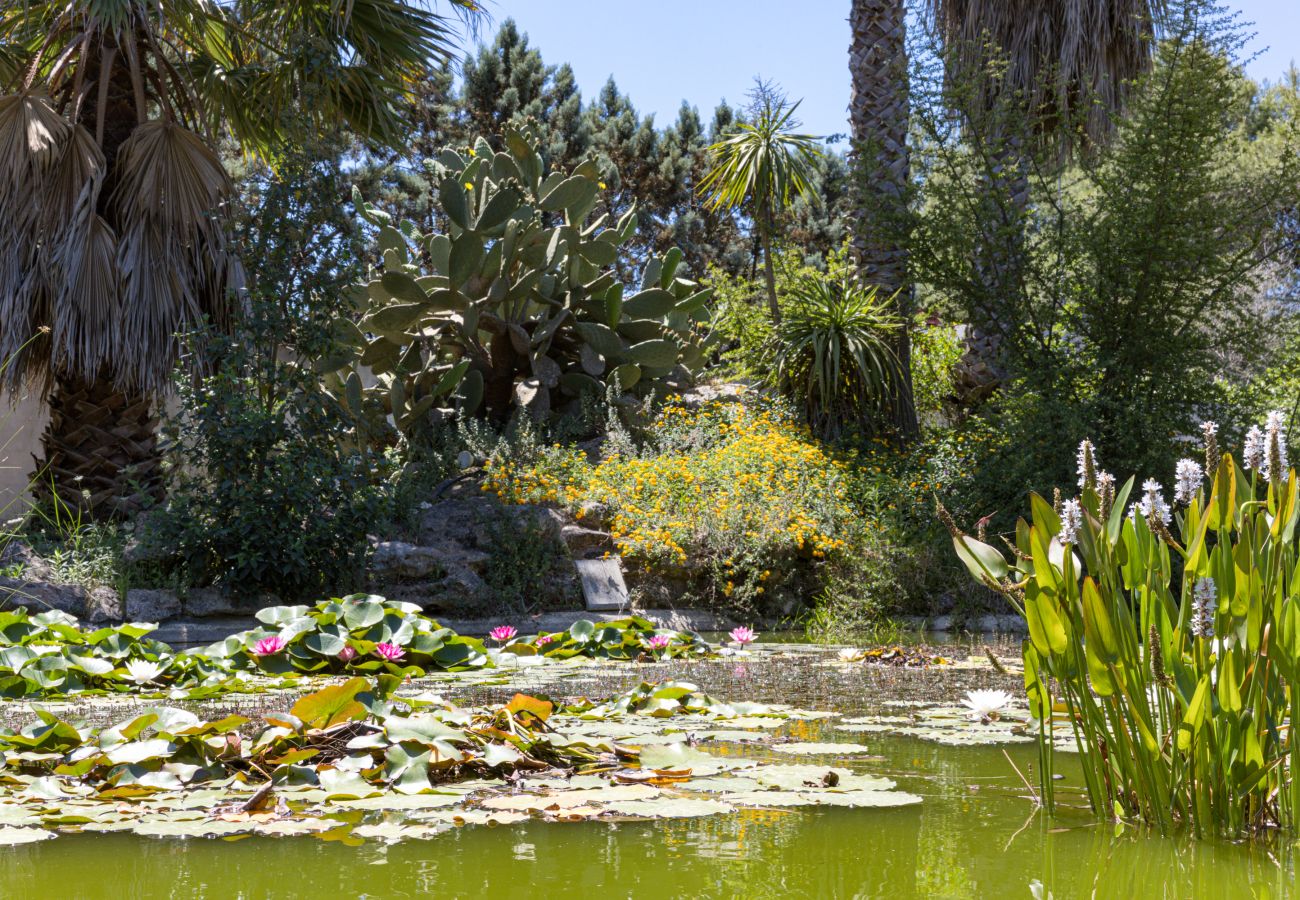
[154,357,387,600]
[483,397,861,616]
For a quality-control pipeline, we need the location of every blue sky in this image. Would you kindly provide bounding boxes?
[478,1,1297,137]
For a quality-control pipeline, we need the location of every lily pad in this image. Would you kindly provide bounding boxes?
[0,826,55,845]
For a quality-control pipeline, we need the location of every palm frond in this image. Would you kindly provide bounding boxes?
[923,0,1165,143]
[112,120,236,392]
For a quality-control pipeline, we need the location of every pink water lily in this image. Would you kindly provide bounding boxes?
[535,634,555,647]
[646,634,672,651]
[374,642,405,662]
[729,626,757,646]
[489,625,518,644]
[253,635,287,656]
[338,645,357,663]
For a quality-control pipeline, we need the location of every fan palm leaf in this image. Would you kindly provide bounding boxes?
[0,0,480,515]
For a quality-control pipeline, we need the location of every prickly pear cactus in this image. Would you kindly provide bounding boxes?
[323,127,712,432]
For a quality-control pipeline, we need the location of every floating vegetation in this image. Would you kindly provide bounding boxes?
[0,598,714,699]
[0,678,919,845]
[837,700,1037,747]
[834,646,953,668]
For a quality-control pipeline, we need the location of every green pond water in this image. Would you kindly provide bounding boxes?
[1,645,1296,899]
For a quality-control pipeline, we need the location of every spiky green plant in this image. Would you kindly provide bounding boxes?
[769,276,898,439]
[951,419,1300,837]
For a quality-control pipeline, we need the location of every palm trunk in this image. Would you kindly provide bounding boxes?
[849,0,919,438]
[33,371,162,518]
[966,124,1030,385]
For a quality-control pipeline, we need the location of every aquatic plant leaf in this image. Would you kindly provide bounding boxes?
[291,678,369,730]
[0,826,56,845]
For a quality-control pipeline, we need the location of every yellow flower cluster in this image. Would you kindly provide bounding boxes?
[481,402,854,570]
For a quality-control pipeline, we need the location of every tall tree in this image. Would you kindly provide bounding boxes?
[0,0,479,517]
[849,0,918,436]
[699,85,822,323]
[922,0,1163,373]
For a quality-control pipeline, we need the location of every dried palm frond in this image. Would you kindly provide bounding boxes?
[924,0,1166,147]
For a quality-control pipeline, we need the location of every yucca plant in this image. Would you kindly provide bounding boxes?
[769,275,898,439]
[699,86,821,324]
[949,416,1300,837]
[0,0,479,518]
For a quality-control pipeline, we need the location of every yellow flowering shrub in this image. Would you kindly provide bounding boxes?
[482,399,858,611]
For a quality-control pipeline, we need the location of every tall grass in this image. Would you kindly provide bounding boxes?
[950,422,1300,837]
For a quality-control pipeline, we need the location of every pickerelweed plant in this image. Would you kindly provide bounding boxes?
[949,418,1300,838]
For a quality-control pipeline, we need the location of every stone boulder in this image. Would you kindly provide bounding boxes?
[125,588,183,622]
[0,575,122,624]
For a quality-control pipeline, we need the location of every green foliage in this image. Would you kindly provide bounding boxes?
[770,276,899,438]
[909,317,962,424]
[909,3,1300,520]
[0,609,224,697]
[155,355,385,600]
[333,126,713,433]
[0,596,719,698]
[951,426,1300,836]
[205,596,490,676]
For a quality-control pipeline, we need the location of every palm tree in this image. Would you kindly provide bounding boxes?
[0,0,479,518]
[848,0,918,437]
[699,86,822,324]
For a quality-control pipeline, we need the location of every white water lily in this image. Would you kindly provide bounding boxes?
[124,659,165,685]
[961,689,1015,721]
[837,648,864,662]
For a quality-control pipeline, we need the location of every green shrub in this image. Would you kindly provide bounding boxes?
[153,335,386,600]
[770,275,899,439]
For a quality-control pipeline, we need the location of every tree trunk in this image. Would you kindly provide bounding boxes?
[32,371,162,519]
[761,202,781,323]
[848,0,918,438]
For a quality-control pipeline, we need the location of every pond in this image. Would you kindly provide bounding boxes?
[1,642,1294,899]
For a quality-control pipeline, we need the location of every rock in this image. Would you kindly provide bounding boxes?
[0,540,54,582]
[560,525,613,557]
[370,540,489,582]
[0,575,120,622]
[576,557,629,611]
[371,542,441,580]
[184,587,270,618]
[125,588,182,622]
[84,586,123,624]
